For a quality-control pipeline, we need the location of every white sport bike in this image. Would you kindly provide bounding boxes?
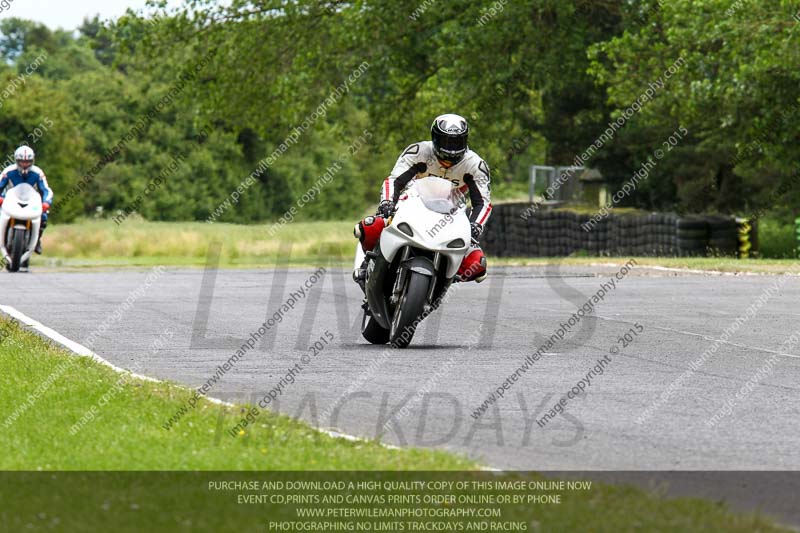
[0,183,43,272]
[354,176,471,348]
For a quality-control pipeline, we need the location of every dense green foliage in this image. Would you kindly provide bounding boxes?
[758,217,797,258]
[588,0,800,218]
[0,0,797,225]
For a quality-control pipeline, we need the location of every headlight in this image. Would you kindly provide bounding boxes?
[447,238,465,248]
[397,222,414,237]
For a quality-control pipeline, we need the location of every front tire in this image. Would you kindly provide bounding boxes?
[8,227,26,273]
[361,311,390,344]
[389,271,431,349]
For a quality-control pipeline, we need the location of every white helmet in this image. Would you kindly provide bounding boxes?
[14,146,35,175]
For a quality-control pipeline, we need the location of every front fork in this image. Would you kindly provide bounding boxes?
[390,247,412,306]
[424,253,442,314]
[0,216,22,265]
[391,248,442,314]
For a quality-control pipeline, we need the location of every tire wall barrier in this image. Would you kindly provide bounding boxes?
[479,204,748,258]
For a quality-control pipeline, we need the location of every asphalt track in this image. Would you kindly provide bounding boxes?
[2,264,800,526]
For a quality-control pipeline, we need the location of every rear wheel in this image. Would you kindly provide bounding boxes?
[8,227,26,272]
[389,271,431,349]
[361,310,390,344]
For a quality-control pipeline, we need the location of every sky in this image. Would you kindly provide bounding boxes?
[0,0,184,31]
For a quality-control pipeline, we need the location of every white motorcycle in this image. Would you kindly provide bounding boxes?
[0,183,43,272]
[354,176,472,348]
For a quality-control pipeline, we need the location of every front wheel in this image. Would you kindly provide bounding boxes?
[8,227,26,272]
[389,271,431,348]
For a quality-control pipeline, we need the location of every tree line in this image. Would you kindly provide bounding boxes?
[0,0,797,226]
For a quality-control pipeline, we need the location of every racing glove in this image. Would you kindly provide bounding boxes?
[377,200,394,218]
[42,202,50,212]
[471,222,483,242]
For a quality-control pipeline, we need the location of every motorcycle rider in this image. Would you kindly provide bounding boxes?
[356,113,492,283]
[0,146,53,254]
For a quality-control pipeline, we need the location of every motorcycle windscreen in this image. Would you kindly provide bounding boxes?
[9,183,37,203]
[414,177,465,214]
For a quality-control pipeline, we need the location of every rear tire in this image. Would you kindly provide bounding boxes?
[8,228,26,273]
[389,271,431,349]
[361,311,390,344]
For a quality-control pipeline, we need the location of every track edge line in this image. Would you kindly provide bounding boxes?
[0,304,499,468]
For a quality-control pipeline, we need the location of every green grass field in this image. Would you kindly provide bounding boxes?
[0,317,468,471]
[0,318,790,531]
[40,219,357,268]
[34,219,800,274]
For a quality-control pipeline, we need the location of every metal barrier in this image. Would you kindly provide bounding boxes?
[737,218,752,259]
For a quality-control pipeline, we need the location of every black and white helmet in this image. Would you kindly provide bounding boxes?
[431,113,469,165]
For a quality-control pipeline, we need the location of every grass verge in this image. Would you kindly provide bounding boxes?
[493,256,800,274]
[0,317,791,532]
[0,317,469,470]
[40,219,356,268]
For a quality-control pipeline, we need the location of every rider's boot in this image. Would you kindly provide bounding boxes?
[352,227,367,293]
[34,220,46,255]
[353,255,368,293]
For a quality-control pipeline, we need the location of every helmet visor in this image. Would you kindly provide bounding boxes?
[433,133,467,165]
[16,159,33,170]
[435,133,467,153]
